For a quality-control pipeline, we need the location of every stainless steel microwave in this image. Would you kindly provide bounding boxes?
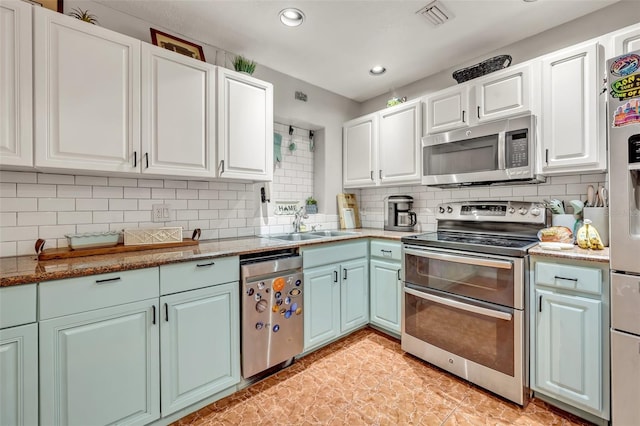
[422,114,544,187]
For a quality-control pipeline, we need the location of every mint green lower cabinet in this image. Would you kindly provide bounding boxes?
[160,283,240,416]
[340,258,369,333]
[39,299,160,426]
[303,264,340,351]
[369,258,401,334]
[535,288,602,412]
[0,323,38,426]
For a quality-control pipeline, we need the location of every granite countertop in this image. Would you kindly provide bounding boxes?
[529,244,610,263]
[0,229,413,287]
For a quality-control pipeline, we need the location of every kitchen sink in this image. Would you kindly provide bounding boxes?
[264,233,322,241]
[309,230,360,237]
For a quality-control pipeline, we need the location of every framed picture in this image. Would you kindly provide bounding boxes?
[150,28,206,62]
[32,0,63,12]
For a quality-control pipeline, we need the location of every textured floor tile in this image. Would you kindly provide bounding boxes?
[173,328,592,426]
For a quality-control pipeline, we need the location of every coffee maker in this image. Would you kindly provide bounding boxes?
[384,195,417,231]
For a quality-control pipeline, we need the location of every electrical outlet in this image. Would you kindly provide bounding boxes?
[152,204,172,222]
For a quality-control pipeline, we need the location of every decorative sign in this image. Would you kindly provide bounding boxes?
[610,54,640,77]
[274,201,300,215]
[612,99,640,127]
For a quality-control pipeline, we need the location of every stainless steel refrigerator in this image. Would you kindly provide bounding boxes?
[607,50,640,425]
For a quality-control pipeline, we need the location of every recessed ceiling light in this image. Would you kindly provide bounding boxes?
[279,8,305,27]
[369,66,386,76]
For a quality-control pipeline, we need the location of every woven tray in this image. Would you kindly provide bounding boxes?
[452,55,512,84]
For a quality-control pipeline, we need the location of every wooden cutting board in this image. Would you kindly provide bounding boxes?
[36,239,200,261]
[337,193,361,229]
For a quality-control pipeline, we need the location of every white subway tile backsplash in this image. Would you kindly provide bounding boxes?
[0,198,37,212]
[94,186,124,198]
[0,183,16,198]
[109,199,138,211]
[124,187,151,199]
[57,185,92,198]
[0,213,16,227]
[57,212,93,225]
[38,225,76,239]
[198,190,219,199]
[37,174,74,185]
[187,200,209,210]
[76,198,108,211]
[152,188,176,199]
[17,184,56,198]
[38,198,75,212]
[93,211,124,223]
[1,226,39,241]
[18,212,57,226]
[165,180,187,189]
[76,175,108,186]
[0,241,16,257]
[138,179,164,188]
[0,171,37,183]
[108,177,138,187]
[177,189,198,199]
[124,210,151,222]
[187,181,209,190]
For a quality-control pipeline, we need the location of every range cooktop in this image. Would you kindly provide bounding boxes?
[402,231,539,257]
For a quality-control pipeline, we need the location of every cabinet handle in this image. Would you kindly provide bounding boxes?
[152,305,156,325]
[196,261,215,267]
[397,269,401,281]
[554,275,578,282]
[145,152,149,169]
[165,303,169,322]
[379,170,382,180]
[95,277,121,284]
[220,160,225,174]
[370,171,374,181]
[343,268,347,280]
[381,249,392,254]
[539,295,542,312]
[462,110,466,123]
[477,106,480,119]
[133,151,137,168]
[545,149,549,165]
[333,270,338,283]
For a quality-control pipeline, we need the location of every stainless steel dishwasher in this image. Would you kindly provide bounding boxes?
[240,249,303,378]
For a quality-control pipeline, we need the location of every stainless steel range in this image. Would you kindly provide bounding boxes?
[401,201,546,406]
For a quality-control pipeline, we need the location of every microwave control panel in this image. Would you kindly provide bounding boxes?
[505,129,529,168]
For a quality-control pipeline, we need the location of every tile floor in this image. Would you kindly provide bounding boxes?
[173,328,592,426]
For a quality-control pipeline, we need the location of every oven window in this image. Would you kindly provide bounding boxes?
[405,291,514,376]
[424,134,499,176]
[404,252,515,308]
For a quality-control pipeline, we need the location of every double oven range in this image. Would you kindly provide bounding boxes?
[401,201,545,406]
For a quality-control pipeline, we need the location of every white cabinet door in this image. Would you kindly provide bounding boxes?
[343,113,377,188]
[613,24,640,55]
[378,99,422,185]
[475,63,532,123]
[539,42,605,174]
[141,44,215,178]
[33,7,140,174]
[0,323,38,426]
[160,283,240,416]
[426,85,469,134]
[340,258,369,333]
[611,330,640,426]
[40,299,160,426]
[217,68,273,181]
[535,288,602,412]
[369,258,401,334]
[0,0,33,168]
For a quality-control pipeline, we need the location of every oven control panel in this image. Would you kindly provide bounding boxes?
[435,201,546,224]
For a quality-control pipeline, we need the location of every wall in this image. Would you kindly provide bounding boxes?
[359,2,640,114]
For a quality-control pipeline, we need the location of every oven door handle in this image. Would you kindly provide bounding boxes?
[404,287,513,321]
[404,248,513,270]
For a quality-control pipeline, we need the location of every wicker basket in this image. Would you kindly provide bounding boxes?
[452,55,512,84]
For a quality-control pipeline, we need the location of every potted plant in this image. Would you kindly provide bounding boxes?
[69,8,99,24]
[233,55,257,75]
[305,196,318,214]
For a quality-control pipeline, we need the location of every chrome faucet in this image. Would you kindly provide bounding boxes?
[292,206,308,233]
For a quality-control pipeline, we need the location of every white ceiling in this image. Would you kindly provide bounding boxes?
[99,0,619,102]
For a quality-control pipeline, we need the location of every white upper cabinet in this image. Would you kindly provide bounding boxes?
[343,100,422,189]
[474,63,532,123]
[425,63,533,135]
[217,68,273,181]
[539,42,605,175]
[343,113,377,188]
[426,85,469,134]
[378,99,422,185]
[0,0,33,169]
[34,7,140,174]
[141,44,215,178]
[612,23,640,56]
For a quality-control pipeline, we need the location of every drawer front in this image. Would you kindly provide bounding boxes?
[611,272,640,335]
[160,256,239,295]
[370,240,401,261]
[39,268,159,320]
[535,261,602,295]
[0,284,37,328]
[303,241,368,269]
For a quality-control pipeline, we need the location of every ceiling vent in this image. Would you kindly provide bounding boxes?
[417,1,453,27]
